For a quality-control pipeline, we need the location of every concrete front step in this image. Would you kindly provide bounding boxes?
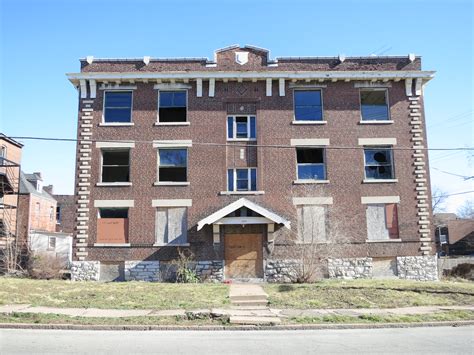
[230,316,281,325]
[230,300,268,307]
[230,295,268,302]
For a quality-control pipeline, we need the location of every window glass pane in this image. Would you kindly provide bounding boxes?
[227,169,234,191]
[365,165,393,179]
[159,107,186,122]
[105,92,132,107]
[159,92,174,107]
[295,91,321,106]
[104,108,131,123]
[250,116,256,138]
[159,167,187,182]
[297,148,324,164]
[236,169,249,190]
[227,117,234,139]
[294,107,323,121]
[361,91,388,121]
[236,122,247,138]
[297,164,325,180]
[102,166,130,182]
[236,169,248,180]
[159,149,187,166]
[250,168,257,191]
[364,149,391,165]
[103,150,129,165]
[100,208,128,218]
[173,92,186,107]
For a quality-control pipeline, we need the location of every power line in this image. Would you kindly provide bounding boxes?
[432,167,474,180]
[8,135,474,152]
[432,190,474,198]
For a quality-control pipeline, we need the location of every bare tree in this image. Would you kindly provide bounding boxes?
[432,186,448,214]
[457,199,474,219]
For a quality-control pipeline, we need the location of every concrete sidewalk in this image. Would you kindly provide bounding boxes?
[0,304,472,319]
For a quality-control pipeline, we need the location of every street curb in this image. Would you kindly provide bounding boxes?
[0,320,473,331]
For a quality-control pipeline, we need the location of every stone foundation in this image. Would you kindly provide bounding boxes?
[265,260,299,283]
[125,261,160,282]
[194,260,224,282]
[71,261,100,281]
[328,258,373,279]
[397,255,438,281]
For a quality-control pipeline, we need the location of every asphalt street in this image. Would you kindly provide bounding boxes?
[0,326,473,354]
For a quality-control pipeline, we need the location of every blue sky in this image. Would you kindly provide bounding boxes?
[0,0,472,212]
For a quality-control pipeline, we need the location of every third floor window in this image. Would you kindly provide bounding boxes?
[103,91,133,123]
[159,91,187,123]
[360,89,389,121]
[294,90,323,121]
[227,116,256,140]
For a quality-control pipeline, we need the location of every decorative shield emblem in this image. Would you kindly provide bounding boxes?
[235,51,249,65]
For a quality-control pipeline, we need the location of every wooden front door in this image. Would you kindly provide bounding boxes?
[224,233,263,279]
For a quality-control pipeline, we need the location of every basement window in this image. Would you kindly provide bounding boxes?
[104,91,133,123]
[227,168,257,191]
[294,90,323,121]
[158,149,187,182]
[159,91,187,122]
[227,116,256,140]
[366,204,399,240]
[364,148,394,180]
[97,208,129,244]
[48,236,56,250]
[296,148,326,180]
[101,150,130,183]
[360,90,389,121]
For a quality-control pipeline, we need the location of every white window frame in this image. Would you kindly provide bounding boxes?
[293,89,325,123]
[227,168,257,192]
[156,90,189,125]
[359,88,391,123]
[156,148,189,185]
[295,147,328,183]
[98,148,132,186]
[101,90,134,126]
[227,115,256,141]
[363,146,396,181]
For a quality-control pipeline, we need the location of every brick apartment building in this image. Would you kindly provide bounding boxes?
[67,45,437,282]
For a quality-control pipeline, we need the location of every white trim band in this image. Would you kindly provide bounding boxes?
[361,196,400,204]
[358,138,397,146]
[152,140,192,148]
[152,199,192,207]
[290,138,330,146]
[95,141,135,148]
[293,197,333,205]
[94,200,135,208]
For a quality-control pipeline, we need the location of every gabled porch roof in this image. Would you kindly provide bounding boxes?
[197,198,291,231]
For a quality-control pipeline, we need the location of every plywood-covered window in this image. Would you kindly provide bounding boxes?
[97,208,129,244]
[297,205,327,243]
[101,150,130,183]
[366,203,399,240]
[155,207,187,245]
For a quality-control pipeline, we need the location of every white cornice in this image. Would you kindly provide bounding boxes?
[67,70,435,85]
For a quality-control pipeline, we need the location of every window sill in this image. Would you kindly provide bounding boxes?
[96,182,132,187]
[154,122,190,126]
[99,123,134,127]
[291,120,327,125]
[366,239,402,243]
[94,243,131,247]
[153,243,190,247]
[227,138,257,142]
[359,120,394,125]
[293,180,329,184]
[219,191,265,195]
[363,179,398,184]
[154,182,190,186]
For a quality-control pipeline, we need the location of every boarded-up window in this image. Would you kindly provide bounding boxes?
[366,204,399,240]
[97,208,129,244]
[155,207,187,245]
[297,205,327,243]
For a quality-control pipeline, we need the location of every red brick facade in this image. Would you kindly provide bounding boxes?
[68,46,435,280]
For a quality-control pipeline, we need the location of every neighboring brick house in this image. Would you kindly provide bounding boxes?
[434,213,474,256]
[0,134,22,252]
[54,195,75,234]
[67,45,436,282]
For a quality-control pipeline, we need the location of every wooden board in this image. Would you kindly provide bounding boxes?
[225,234,263,279]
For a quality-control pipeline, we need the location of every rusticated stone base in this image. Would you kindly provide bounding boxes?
[71,261,100,281]
[125,261,160,282]
[328,258,373,279]
[265,260,299,283]
[397,255,438,281]
[194,260,224,282]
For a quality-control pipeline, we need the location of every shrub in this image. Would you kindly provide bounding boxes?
[172,248,199,283]
[28,252,64,280]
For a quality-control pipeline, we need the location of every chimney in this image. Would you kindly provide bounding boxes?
[43,185,54,195]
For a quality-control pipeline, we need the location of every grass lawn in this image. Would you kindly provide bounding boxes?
[264,279,474,309]
[0,278,230,310]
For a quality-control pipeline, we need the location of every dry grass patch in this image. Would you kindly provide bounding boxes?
[265,279,474,309]
[0,278,229,310]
